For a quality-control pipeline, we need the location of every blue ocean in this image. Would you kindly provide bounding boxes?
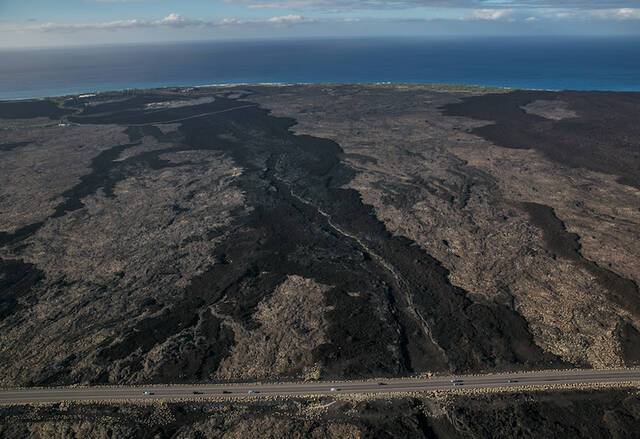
[1,36,639,100]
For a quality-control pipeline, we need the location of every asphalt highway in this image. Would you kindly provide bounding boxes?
[1,369,639,404]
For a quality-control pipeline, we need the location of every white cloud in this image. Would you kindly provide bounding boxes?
[542,7,640,20]
[466,6,640,22]
[267,14,313,23]
[229,0,640,11]
[218,17,246,25]
[247,1,316,8]
[613,7,640,19]
[3,4,639,36]
[159,13,188,26]
[1,13,316,33]
[471,9,514,20]
[33,19,148,32]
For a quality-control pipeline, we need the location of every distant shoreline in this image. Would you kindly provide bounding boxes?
[2,82,521,102]
[3,80,639,102]
[6,82,640,103]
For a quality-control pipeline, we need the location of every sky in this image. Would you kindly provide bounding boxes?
[0,0,639,48]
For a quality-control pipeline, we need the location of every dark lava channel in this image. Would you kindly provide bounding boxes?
[0,102,205,249]
[0,259,43,321]
[442,90,640,189]
[0,100,72,120]
[522,202,640,363]
[0,142,31,152]
[441,92,640,356]
[6,94,563,383]
[0,141,142,248]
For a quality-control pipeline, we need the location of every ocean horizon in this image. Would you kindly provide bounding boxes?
[1,36,639,100]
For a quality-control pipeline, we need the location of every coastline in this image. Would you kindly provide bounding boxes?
[3,81,637,103]
[1,82,512,102]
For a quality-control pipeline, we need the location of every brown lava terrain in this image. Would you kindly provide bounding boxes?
[0,85,639,389]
